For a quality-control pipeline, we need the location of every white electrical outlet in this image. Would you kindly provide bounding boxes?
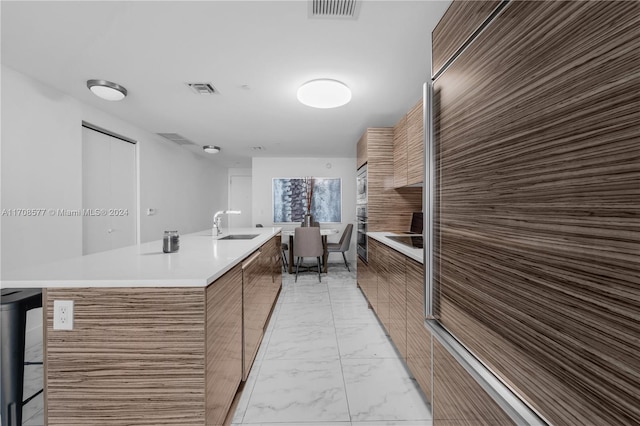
[53,300,74,330]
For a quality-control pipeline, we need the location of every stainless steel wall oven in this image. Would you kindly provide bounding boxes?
[356,165,368,262]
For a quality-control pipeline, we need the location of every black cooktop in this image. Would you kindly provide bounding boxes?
[386,235,424,249]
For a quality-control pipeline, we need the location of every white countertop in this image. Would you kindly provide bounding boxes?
[281,228,339,236]
[368,232,424,264]
[1,227,281,288]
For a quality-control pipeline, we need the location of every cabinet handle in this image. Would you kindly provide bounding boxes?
[242,250,262,270]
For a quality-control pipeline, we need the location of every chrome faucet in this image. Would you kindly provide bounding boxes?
[213,210,241,236]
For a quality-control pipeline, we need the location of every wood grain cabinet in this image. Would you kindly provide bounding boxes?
[432,1,640,424]
[406,257,431,403]
[388,248,407,360]
[242,249,264,380]
[42,235,282,425]
[373,240,391,332]
[393,100,424,188]
[406,101,424,186]
[431,0,502,76]
[360,239,431,403]
[44,287,208,425]
[242,237,282,380]
[356,131,368,170]
[261,235,282,305]
[393,116,408,187]
[357,253,376,311]
[206,263,243,425]
[356,128,422,232]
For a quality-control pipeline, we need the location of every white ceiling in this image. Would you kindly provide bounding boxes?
[1,0,451,168]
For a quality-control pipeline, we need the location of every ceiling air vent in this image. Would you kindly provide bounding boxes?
[309,0,360,19]
[157,133,196,146]
[185,82,218,95]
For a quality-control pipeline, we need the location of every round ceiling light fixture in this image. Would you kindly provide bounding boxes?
[297,79,351,109]
[203,145,221,154]
[87,79,127,101]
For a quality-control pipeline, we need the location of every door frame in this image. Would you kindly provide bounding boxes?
[82,121,140,249]
[228,172,252,228]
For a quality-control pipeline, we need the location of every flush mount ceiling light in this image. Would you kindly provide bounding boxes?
[87,79,127,101]
[297,79,351,109]
[203,145,221,154]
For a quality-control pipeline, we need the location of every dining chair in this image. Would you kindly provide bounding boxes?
[281,241,289,269]
[327,223,353,271]
[293,226,323,282]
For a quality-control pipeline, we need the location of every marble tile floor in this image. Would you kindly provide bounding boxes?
[231,266,432,426]
[16,264,431,426]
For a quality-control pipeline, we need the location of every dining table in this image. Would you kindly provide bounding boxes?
[281,228,339,274]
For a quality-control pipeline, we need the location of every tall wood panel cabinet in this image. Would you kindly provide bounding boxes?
[356,128,422,233]
[431,0,502,76]
[432,1,640,425]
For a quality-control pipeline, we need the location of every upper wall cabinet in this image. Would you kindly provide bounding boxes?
[356,131,368,170]
[393,116,408,187]
[393,100,424,188]
[406,101,424,185]
[431,0,502,76]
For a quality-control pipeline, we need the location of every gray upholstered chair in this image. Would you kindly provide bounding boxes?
[281,241,289,269]
[327,223,353,271]
[294,226,323,282]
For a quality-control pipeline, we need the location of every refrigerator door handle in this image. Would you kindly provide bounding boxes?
[424,80,436,319]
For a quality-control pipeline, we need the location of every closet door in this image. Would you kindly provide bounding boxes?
[82,126,136,254]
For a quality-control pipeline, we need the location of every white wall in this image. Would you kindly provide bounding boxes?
[227,167,253,228]
[252,157,357,263]
[1,65,228,273]
[1,66,84,272]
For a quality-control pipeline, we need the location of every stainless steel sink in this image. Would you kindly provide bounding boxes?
[217,234,259,240]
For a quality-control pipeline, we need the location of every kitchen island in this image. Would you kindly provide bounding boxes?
[1,227,283,426]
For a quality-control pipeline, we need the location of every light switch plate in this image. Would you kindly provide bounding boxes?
[53,300,74,330]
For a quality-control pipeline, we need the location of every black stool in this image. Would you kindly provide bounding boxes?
[1,288,42,426]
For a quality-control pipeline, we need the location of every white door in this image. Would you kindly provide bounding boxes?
[229,175,252,228]
[82,126,137,255]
